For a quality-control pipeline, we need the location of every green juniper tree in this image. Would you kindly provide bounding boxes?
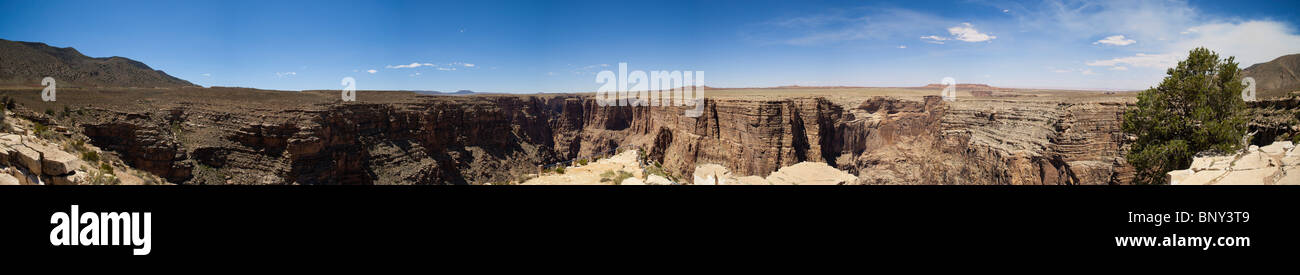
[1123,47,1249,184]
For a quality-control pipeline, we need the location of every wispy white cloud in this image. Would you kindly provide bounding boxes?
[753,8,954,45]
[367,69,377,74]
[387,62,436,69]
[919,23,995,43]
[201,73,211,77]
[946,23,996,42]
[897,45,907,49]
[1094,35,1136,46]
[275,72,296,78]
[1086,53,1178,68]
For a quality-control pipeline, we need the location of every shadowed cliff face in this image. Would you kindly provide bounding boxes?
[61,91,1156,185]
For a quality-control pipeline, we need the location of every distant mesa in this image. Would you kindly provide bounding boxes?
[1242,53,1300,99]
[0,39,195,88]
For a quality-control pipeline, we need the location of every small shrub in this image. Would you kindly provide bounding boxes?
[81,151,100,163]
[99,162,114,174]
[577,158,589,166]
[70,139,87,152]
[44,108,54,116]
[85,169,120,185]
[554,166,565,174]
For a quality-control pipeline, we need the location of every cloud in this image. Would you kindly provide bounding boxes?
[1086,20,1300,71]
[1094,35,1136,46]
[1109,66,1128,71]
[200,73,211,77]
[1168,20,1300,67]
[1086,53,1178,68]
[946,23,996,42]
[463,63,475,67]
[754,8,953,45]
[920,35,947,41]
[1048,67,1096,75]
[275,72,296,78]
[387,62,436,69]
[920,23,995,43]
[897,45,906,49]
[437,67,456,71]
[367,69,377,74]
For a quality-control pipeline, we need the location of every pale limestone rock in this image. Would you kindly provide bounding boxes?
[1168,169,1194,185]
[12,145,41,175]
[619,177,645,185]
[1277,171,1299,185]
[1215,168,1279,185]
[1231,150,1272,170]
[41,149,82,176]
[1190,155,1233,171]
[734,176,770,185]
[692,163,731,185]
[1261,141,1292,156]
[0,173,18,185]
[644,175,673,185]
[764,162,857,185]
[1182,170,1227,185]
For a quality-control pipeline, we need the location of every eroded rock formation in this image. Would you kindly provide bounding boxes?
[50,89,1149,185]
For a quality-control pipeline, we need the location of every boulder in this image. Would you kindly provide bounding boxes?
[644,175,673,185]
[1167,169,1194,185]
[0,173,18,185]
[12,145,41,175]
[41,149,82,176]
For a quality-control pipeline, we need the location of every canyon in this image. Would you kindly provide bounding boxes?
[1,40,1296,185]
[1,85,1295,185]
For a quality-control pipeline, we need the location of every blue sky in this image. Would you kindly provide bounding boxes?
[2,0,1299,92]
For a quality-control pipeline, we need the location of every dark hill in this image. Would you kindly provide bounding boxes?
[1242,53,1300,99]
[0,39,195,88]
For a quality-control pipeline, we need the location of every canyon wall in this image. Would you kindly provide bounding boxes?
[65,92,1152,185]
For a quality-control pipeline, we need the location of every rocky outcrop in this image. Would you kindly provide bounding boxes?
[1169,141,1298,185]
[0,134,86,185]
[693,162,857,185]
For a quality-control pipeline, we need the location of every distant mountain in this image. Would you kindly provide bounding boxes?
[1242,53,1300,99]
[0,39,195,88]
